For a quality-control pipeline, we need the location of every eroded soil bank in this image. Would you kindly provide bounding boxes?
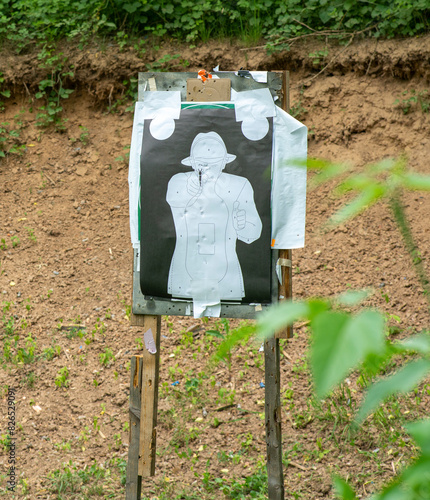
[0,37,429,498]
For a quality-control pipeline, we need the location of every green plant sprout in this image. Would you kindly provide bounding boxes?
[35,45,74,130]
[55,367,69,388]
[394,89,430,114]
[25,227,37,242]
[10,235,20,247]
[99,348,114,366]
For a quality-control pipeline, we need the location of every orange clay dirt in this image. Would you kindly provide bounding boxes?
[0,35,430,499]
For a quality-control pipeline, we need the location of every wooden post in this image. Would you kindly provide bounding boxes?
[125,356,143,499]
[125,315,161,499]
[265,337,284,500]
[137,315,161,477]
[264,70,292,500]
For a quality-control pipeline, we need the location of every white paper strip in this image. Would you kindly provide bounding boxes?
[271,108,307,249]
[128,102,145,248]
[143,328,157,354]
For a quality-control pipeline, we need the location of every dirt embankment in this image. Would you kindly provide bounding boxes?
[0,36,430,499]
[1,35,429,100]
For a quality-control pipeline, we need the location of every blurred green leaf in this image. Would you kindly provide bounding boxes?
[206,329,225,339]
[396,332,430,355]
[407,419,430,457]
[334,289,373,307]
[327,183,387,227]
[257,300,311,339]
[355,359,430,425]
[311,310,385,399]
[402,173,430,191]
[214,324,255,363]
[333,476,358,499]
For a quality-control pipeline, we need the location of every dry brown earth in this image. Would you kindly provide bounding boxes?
[0,35,429,499]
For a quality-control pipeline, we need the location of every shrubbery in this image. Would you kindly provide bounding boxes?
[0,0,429,49]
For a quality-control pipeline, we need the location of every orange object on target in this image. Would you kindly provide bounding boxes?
[198,69,213,83]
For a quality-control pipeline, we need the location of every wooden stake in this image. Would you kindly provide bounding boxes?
[264,69,292,500]
[125,356,143,500]
[265,337,285,500]
[138,315,161,477]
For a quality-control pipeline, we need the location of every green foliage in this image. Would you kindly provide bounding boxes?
[0,0,428,49]
[355,359,430,426]
[334,476,359,500]
[55,366,69,388]
[35,45,74,130]
[42,343,61,360]
[48,460,108,497]
[394,89,430,114]
[0,72,10,112]
[312,309,386,398]
[259,158,430,499]
[0,121,26,158]
[15,333,37,363]
[212,157,430,499]
[99,347,114,366]
[69,125,90,145]
[202,466,268,498]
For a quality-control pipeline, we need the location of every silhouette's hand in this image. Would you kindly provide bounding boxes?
[233,201,246,230]
[187,172,202,196]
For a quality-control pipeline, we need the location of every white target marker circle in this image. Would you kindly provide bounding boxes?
[241,117,269,141]
[150,115,175,140]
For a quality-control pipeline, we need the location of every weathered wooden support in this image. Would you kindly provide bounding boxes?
[265,336,285,500]
[137,315,161,477]
[264,69,292,500]
[125,356,143,500]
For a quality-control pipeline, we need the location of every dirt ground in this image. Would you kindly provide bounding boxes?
[0,35,430,499]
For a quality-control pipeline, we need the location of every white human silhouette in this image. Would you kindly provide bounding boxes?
[166,131,262,302]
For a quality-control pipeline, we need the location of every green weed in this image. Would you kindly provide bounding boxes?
[394,89,430,114]
[55,367,69,388]
[25,227,37,243]
[99,348,114,367]
[15,333,37,364]
[10,235,20,248]
[42,343,61,361]
[47,460,109,497]
[0,72,10,112]
[35,45,74,130]
[309,48,329,66]
[0,121,25,158]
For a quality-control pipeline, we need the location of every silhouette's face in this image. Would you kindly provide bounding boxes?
[190,138,227,181]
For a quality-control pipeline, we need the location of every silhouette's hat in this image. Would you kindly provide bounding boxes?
[181,132,236,166]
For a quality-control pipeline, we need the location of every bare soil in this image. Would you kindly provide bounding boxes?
[0,35,430,499]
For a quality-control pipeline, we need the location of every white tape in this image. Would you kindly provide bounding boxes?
[148,77,157,91]
[143,328,156,354]
[276,258,292,285]
[193,301,221,318]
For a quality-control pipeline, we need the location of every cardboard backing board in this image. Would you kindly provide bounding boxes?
[132,71,286,319]
[138,71,283,102]
[186,78,231,101]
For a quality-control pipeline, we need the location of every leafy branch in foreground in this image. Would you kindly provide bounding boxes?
[296,158,430,498]
[215,157,430,499]
[313,156,430,298]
